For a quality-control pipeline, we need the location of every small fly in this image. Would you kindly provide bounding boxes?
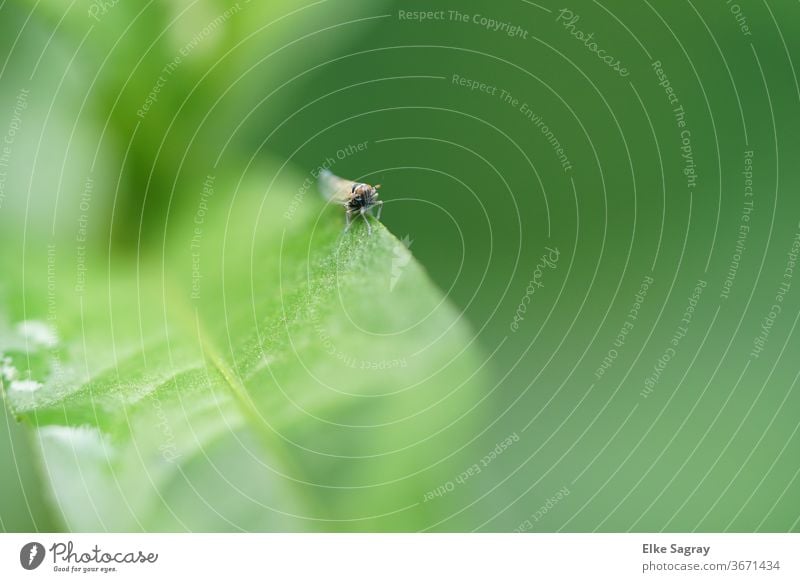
[318,169,383,234]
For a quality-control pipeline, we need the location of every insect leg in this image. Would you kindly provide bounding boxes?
[374,200,384,221]
[345,211,352,232]
[360,207,371,235]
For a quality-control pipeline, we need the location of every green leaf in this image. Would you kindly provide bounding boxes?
[1,165,488,531]
[0,405,60,532]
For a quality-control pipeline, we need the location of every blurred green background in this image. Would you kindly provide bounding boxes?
[1,0,799,531]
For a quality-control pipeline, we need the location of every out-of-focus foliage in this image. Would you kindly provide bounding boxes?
[1,163,488,531]
[2,0,391,243]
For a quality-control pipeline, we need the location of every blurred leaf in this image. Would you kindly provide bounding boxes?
[0,164,487,531]
[0,405,60,532]
[0,6,120,241]
[8,0,391,245]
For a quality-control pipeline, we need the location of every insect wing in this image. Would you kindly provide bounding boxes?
[318,169,354,203]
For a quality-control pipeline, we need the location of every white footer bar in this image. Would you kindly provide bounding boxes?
[1,533,797,581]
